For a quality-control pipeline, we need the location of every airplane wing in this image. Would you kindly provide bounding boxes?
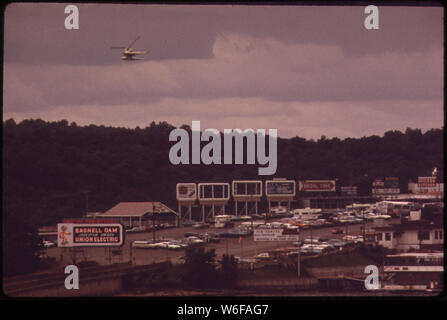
[131,50,149,55]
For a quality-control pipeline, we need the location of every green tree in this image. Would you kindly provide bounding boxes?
[3,214,44,277]
[182,246,218,288]
[220,254,238,288]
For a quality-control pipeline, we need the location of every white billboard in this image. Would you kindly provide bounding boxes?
[253,228,298,241]
[176,183,197,202]
[232,180,262,199]
[57,223,124,247]
[265,180,296,197]
[198,183,230,202]
[372,188,400,195]
[298,180,336,192]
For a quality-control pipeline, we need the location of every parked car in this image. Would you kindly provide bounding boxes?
[292,240,304,247]
[185,236,205,245]
[331,228,344,234]
[168,240,189,249]
[342,235,358,242]
[254,252,271,260]
[300,245,324,255]
[317,242,335,250]
[286,251,300,257]
[204,232,221,243]
[166,243,183,250]
[327,239,348,248]
[126,226,147,233]
[304,238,320,244]
[42,240,56,248]
[132,240,159,249]
[184,232,201,238]
[193,223,210,229]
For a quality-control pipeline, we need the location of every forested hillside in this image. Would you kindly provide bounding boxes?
[3,118,444,228]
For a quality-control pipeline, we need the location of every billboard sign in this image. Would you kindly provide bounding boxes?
[265,180,296,197]
[341,186,358,196]
[371,188,400,195]
[384,177,399,188]
[416,177,442,194]
[232,180,262,199]
[253,228,298,241]
[418,176,436,187]
[198,183,230,202]
[176,183,197,202]
[57,223,124,247]
[372,177,399,194]
[372,179,385,187]
[298,180,336,192]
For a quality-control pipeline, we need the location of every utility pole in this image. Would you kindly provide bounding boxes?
[297,229,301,277]
[129,240,134,265]
[362,209,366,241]
[152,214,156,242]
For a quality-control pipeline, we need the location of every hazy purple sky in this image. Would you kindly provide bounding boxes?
[3,3,443,138]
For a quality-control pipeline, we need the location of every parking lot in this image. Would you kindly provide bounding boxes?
[44,218,394,266]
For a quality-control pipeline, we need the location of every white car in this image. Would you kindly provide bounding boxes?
[154,242,172,249]
[166,243,183,250]
[300,245,324,254]
[342,235,358,242]
[185,236,205,244]
[375,214,392,220]
[304,238,320,244]
[317,242,334,249]
[255,252,271,260]
[42,240,56,248]
[132,240,156,248]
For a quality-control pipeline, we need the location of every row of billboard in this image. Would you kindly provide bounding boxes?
[177,179,337,202]
[371,177,400,195]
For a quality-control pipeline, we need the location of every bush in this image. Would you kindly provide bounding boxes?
[182,247,219,288]
[219,254,238,288]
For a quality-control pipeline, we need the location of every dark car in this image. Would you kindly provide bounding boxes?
[184,232,201,238]
[208,236,220,243]
[331,228,343,234]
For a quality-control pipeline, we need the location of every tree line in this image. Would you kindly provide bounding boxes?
[3,118,443,227]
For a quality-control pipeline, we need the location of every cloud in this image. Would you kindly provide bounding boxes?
[3,32,443,138]
[3,97,443,139]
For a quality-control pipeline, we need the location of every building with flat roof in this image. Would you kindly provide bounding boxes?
[374,220,443,252]
[373,203,443,252]
[96,202,178,228]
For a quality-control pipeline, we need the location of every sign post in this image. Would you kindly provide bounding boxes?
[232,180,262,216]
[176,183,197,225]
[198,183,230,222]
[265,179,296,217]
